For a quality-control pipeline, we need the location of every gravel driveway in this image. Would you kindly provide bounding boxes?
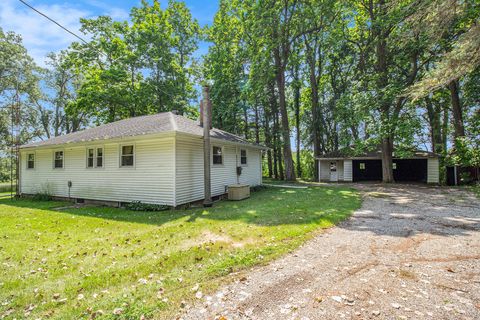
[181,184,480,320]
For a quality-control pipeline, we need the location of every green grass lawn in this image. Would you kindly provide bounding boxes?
[0,186,360,319]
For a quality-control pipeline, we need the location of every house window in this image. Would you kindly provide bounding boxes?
[213,146,223,165]
[87,148,94,168]
[393,162,397,170]
[96,148,103,167]
[121,145,134,167]
[27,153,35,169]
[330,162,337,171]
[54,151,64,169]
[240,149,247,165]
[359,162,366,170]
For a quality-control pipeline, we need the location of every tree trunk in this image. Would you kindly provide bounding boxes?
[273,110,279,179]
[442,108,449,153]
[305,43,321,181]
[274,46,296,181]
[278,145,284,180]
[293,70,302,178]
[372,0,394,183]
[243,106,249,140]
[425,97,443,153]
[254,104,260,144]
[274,109,285,180]
[448,79,465,139]
[264,102,273,178]
[381,137,394,183]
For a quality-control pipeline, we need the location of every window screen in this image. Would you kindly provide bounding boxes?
[213,146,223,165]
[27,153,35,169]
[121,145,134,167]
[96,148,103,167]
[240,149,247,165]
[54,151,64,168]
[87,148,94,168]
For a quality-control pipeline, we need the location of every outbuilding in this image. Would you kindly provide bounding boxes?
[316,146,440,184]
[19,112,266,206]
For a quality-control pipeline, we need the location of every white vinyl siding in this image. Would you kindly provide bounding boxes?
[236,147,261,186]
[337,161,344,181]
[175,135,262,206]
[427,157,440,184]
[319,160,330,181]
[20,136,175,205]
[20,133,263,207]
[344,159,353,182]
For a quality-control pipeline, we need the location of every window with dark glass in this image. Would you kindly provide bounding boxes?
[54,151,64,168]
[96,148,103,167]
[87,148,94,168]
[213,146,223,165]
[27,153,35,169]
[121,145,134,167]
[240,149,247,165]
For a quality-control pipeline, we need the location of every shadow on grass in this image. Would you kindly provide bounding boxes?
[0,186,360,228]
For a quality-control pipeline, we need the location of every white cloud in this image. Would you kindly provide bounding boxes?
[0,0,128,67]
[85,0,130,21]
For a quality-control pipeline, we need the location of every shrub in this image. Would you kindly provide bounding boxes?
[31,183,53,201]
[32,193,52,201]
[125,201,170,212]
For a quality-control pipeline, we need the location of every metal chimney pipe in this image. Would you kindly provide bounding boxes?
[202,85,212,207]
[199,99,204,127]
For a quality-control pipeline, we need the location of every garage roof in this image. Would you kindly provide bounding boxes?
[316,145,439,160]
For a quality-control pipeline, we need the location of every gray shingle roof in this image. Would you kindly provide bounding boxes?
[21,112,266,149]
[317,145,438,159]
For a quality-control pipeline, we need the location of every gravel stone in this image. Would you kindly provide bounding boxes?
[182,184,480,319]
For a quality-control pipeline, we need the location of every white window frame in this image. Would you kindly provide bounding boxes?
[26,152,35,170]
[240,148,248,166]
[96,147,104,168]
[393,162,397,170]
[212,145,223,166]
[86,147,95,168]
[120,144,135,168]
[53,149,64,169]
[86,146,104,169]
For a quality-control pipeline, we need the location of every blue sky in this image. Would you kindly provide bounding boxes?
[0,0,218,66]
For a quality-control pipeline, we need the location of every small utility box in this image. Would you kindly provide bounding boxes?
[228,184,250,201]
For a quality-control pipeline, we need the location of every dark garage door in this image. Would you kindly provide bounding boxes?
[353,160,382,181]
[393,159,427,182]
[353,159,428,182]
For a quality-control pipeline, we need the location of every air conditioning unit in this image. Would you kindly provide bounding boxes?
[227,184,250,200]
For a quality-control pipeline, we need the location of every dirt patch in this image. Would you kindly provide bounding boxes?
[180,231,257,250]
[182,184,480,320]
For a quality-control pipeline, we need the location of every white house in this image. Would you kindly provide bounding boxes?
[19,112,266,207]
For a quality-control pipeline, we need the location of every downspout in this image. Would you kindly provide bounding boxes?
[202,86,213,207]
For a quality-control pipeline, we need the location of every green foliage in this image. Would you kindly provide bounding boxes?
[125,201,170,212]
[446,136,480,167]
[66,1,200,124]
[0,182,13,192]
[32,192,52,201]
